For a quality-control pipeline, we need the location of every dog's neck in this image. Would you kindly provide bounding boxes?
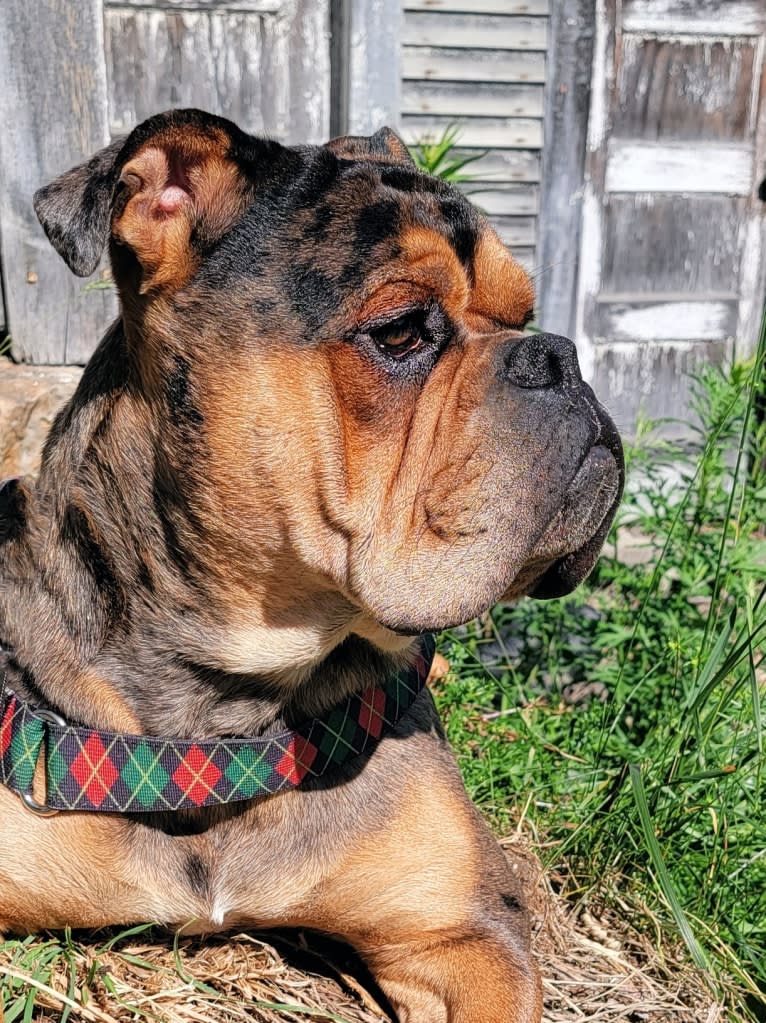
[0,322,415,739]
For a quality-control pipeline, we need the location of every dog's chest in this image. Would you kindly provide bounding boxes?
[131,795,334,932]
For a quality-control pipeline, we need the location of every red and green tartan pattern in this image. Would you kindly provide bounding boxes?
[0,636,435,813]
[0,693,45,793]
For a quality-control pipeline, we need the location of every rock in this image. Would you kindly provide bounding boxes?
[0,361,82,479]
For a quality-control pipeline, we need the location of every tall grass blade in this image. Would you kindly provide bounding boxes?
[697,305,766,668]
[684,609,735,714]
[746,596,763,756]
[629,764,709,972]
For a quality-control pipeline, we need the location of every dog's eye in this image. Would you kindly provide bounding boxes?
[370,311,428,359]
[357,303,451,378]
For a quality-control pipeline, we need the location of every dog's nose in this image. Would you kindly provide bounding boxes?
[504,333,582,390]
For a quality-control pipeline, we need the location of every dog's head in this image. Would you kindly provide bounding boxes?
[34,109,622,653]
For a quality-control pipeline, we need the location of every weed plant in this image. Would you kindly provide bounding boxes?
[436,329,766,1016]
[408,124,486,183]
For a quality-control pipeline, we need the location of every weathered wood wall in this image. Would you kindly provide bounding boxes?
[399,0,550,271]
[576,0,766,435]
[0,0,331,365]
[104,0,329,143]
[0,0,115,364]
[1,0,765,442]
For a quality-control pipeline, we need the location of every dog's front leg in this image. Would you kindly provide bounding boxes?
[303,767,543,1023]
[0,786,202,934]
[361,929,542,1023]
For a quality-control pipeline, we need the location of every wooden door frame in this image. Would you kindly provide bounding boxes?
[555,0,766,389]
[538,0,596,343]
[331,0,402,138]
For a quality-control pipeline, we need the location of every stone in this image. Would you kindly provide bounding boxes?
[0,361,82,479]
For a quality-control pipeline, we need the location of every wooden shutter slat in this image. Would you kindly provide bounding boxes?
[402,115,542,149]
[405,1,549,15]
[402,81,543,118]
[403,45,545,83]
[403,12,547,51]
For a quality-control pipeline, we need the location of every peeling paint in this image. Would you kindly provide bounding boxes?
[605,300,735,343]
[606,142,753,194]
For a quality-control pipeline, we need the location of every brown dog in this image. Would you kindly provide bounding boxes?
[0,109,622,1022]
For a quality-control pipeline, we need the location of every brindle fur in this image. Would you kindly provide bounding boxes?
[0,110,623,1022]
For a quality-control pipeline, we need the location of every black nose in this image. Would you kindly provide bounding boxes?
[504,333,582,390]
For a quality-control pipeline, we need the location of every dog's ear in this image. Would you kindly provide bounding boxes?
[326,126,415,166]
[34,109,293,293]
[110,112,261,294]
[34,136,126,277]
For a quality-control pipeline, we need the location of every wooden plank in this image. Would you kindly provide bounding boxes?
[345,0,401,135]
[106,4,330,143]
[401,115,542,149]
[591,340,731,439]
[510,246,536,271]
[538,0,595,337]
[573,0,613,381]
[489,216,537,247]
[575,0,766,438]
[402,80,543,117]
[585,0,611,151]
[107,8,278,136]
[403,12,547,50]
[605,141,753,194]
[601,195,745,294]
[0,229,6,331]
[622,0,764,36]
[738,213,766,359]
[462,185,539,216]
[284,0,331,143]
[594,298,739,343]
[738,40,766,358]
[405,1,549,14]
[402,46,546,83]
[449,148,540,182]
[614,36,756,142]
[107,0,282,9]
[0,0,116,364]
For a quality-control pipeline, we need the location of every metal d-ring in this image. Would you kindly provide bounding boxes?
[20,791,60,816]
[18,707,67,817]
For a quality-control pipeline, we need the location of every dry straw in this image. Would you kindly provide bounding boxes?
[0,839,719,1023]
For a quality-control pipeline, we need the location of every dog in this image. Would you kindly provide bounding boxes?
[0,109,623,1022]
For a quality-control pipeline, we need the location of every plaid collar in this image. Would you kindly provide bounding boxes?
[0,635,435,815]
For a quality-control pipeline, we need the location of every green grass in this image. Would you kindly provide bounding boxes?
[435,331,766,1017]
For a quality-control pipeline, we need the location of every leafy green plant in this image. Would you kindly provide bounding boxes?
[408,124,486,184]
[82,271,114,294]
[436,323,766,1016]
